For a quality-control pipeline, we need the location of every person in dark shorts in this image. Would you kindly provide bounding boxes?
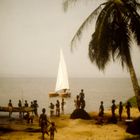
[39,108,50,139]
[119,101,123,121]
[111,99,117,118]
[49,122,57,140]
[126,101,132,119]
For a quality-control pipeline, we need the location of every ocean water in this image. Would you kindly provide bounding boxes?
[0,77,135,116]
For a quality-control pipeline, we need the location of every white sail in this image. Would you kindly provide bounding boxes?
[55,49,69,92]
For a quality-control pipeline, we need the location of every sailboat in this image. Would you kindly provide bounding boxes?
[49,49,71,97]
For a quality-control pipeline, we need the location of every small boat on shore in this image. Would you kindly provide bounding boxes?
[0,106,34,112]
[49,49,71,98]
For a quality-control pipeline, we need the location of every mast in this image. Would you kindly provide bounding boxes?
[55,49,69,92]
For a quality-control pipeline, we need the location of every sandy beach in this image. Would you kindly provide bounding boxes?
[0,107,140,140]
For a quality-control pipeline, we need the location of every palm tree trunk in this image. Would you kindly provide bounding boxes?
[128,56,140,111]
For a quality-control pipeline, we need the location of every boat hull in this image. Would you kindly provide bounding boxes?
[0,106,34,112]
[49,92,59,97]
[59,92,71,98]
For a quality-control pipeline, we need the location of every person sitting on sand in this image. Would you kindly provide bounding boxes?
[8,99,13,118]
[119,101,123,121]
[126,101,132,120]
[49,102,54,117]
[39,108,50,139]
[48,122,57,140]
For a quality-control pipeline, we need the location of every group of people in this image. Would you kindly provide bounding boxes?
[39,108,57,140]
[49,98,66,117]
[74,89,86,110]
[98,99,132,123]
[8,99,39,121]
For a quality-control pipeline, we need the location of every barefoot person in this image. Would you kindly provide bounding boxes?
[39,108,50,139]
[49,122,57,140]
[126,101,132,119]
[61,98,66,114]
[119,101,123,121]
[8,99,13,118]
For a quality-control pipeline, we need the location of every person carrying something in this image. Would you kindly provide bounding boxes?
[39,108,50,139]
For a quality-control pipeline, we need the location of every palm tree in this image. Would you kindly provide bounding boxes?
[63,0,140,111]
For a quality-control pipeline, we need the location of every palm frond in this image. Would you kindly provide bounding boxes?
[89,2,115,70]
[70,2,107,49]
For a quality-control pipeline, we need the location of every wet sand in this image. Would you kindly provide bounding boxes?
[0,108,140,140]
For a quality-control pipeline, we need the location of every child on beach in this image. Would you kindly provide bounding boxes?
[49,122,57,140]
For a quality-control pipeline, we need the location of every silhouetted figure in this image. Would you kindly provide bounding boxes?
[61,98,66,114]
[8,99,13,118]
[74,95,80,109]
[56,100,60,117]
[119,101,123,121]
[80,99,85,110]
[99,101,104,117]
[18,100,22,118]
[33,100,39,116]
[111,100,117,118]
[30,101,34,115]
[39,108,50,140]
[49,122,57,140]
[126,101,132,119]
[79,89,85,103]
[24,100,28,107]
[49,103,54,117]
[25,112,34,124]
[97,101,104,124]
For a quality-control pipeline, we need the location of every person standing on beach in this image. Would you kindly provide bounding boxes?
[111,100,117,118]
[126,101,132,119]
[8,99,13,118]
[55,100,60,117]
[24,100,28,107]
[48,122,57,140]
[18,100,22,118]
[79,89,85,103]
[61,98,66,114]
[119,101,123,121]
[49,102,54,117]
[33,100,39,116]
[39,108,50,139]
[74,95,80,109]
[99,101,104,117]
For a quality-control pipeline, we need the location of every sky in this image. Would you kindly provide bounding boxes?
[0,0,140,78]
